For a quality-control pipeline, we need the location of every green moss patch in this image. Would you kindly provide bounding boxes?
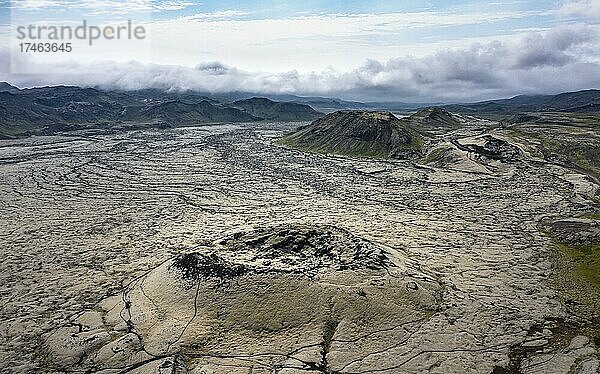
[508,128,600,181]
[540,228,600,327]
[555,241,600,291]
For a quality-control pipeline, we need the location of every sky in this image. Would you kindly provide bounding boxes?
[0,0,599,102]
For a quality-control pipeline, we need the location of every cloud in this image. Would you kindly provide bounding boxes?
[182,10,251,21]
[1,24,599,102]
[9,0,65,10]
[510,24,597,68]
[11,0,194,12]
[558,0,600,20]
[4,8,556,73]
[140,9,551,72]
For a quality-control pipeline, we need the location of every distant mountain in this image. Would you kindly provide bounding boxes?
[275,96,432,113]
[231,97,322,121]
[493,90,600,111]
[215,89,600,116]
[124,88,219,105]
[0,82,20,93]
[169,91,431,113]
[121,100,260,125]
[0,85,143,136]
[0,83,322,137]
[244,90,600,116]
[444,90,600,119]
[406,107,461,129]
[279,110,425,159]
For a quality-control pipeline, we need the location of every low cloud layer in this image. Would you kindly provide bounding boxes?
[2,24,599,102]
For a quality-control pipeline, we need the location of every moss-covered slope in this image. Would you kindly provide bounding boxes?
[279,110,425,159]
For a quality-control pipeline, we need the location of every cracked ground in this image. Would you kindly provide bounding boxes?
[0,121,598,373]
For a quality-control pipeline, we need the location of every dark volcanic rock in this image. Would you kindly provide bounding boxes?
[547,219,600,247]
[280,110,424,159]
[456,135,521,161]
[171,225,390,280]
[172,253,249,280]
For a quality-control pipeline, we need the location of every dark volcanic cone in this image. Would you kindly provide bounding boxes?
[279,110,424,159]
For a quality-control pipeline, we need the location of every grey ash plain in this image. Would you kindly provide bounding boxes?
[0,113,599,373]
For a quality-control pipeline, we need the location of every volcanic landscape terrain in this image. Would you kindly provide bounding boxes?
[0,91,599,373]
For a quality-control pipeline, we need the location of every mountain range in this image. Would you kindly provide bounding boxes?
[203,89,600,115]
[0,82,599,138]
[443,90,600,120]
[0,83,322,137]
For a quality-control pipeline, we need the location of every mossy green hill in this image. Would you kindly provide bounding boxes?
[279,110,425,159]
[407,107,461,129]
[279,108,463,159]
